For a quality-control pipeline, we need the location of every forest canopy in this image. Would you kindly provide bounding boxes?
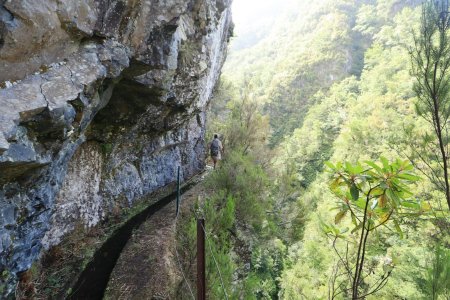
[203,0,450,298]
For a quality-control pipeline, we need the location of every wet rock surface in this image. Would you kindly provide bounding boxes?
[0,0,232,297]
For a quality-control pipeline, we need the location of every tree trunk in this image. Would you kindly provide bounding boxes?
[431,60,450,209]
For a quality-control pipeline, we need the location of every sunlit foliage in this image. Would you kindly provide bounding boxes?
[202,0,449,299]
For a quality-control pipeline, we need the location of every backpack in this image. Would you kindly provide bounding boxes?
[210,139,220,156]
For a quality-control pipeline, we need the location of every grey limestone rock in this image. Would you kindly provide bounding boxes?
[0,0,232,297]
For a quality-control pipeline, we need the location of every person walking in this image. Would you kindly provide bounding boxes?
[209,134,223,169]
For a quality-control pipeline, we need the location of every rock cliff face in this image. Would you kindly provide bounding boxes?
[0,0,232,296]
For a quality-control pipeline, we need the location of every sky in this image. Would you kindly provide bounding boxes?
[230,0,297,49]
[232,0,283,33]
[232,0,263,30]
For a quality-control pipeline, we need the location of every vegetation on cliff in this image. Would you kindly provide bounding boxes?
[201,0,450,298]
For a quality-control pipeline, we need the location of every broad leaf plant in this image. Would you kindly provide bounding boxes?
[322,158,428,299]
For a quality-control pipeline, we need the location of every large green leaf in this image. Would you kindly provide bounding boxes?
[386,189,400,206]
[351,213,358,226]
[335,210,347,224]
[397,172,421,181]
[370,187,385,197]
[379,194,387,208]
[345,162,354,173]
[330,177,342,190]
[324,161,336,170]
[378,211,391,224]
[394,219,404,239]
[400,201,420,210]
[354,198,368,209]
[350,183,359,201]
[380,156,390,170]
[353,163,364,174]
[365,160,383,173]
[351,222,363,234]
[319,219,333,234]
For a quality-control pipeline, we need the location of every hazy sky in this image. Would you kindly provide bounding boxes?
[229,0,296,50]
[232,0,262,29]
[231,0,295,35]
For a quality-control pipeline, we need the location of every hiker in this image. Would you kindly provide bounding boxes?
[210,134,223,169]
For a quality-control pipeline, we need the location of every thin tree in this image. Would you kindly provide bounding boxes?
[324,159,422,299]
[410,0,450,210]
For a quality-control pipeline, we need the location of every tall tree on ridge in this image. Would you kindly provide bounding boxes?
[410,0,450,210]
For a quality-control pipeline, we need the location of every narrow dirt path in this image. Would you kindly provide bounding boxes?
[104,173,211,300]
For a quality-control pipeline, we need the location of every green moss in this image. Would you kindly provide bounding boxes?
[101,143,113,155]
[0,270,10,296]
[179,40,198,66]
[39,64,49,73]
[1,270,10,280]
[28,262,39,279]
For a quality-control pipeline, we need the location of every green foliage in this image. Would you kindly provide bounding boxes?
[0,270,10,296]
[179,40,198,67]
[207,77,272,231]
[100,143,113,155]
[326,158,423,231]
[410,0,450,210]
[205,1,450,299]
[209,79,271,161]
[177,193,237,299]
[271,1,448,299]
[207,150,269,229]
[243,240,286,299]
[201,192,236,242]
[269,78,361,246]
[224,0,372,146]
[323,159,423,298]
[201,194,237,299]
[425,244,450,299]
[275,77,360,189]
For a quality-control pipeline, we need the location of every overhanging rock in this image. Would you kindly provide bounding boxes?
[0,0,232,296]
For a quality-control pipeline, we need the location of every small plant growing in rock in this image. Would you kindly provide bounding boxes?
[101,143,113,155]
[179,40,198,67]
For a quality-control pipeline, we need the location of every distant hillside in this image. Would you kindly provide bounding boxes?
[205,1,448,299]
[224,0,421,146]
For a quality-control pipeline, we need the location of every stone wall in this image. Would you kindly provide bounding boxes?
[0,0,232,296]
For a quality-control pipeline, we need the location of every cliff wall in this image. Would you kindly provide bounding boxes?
[0,0,232,296]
